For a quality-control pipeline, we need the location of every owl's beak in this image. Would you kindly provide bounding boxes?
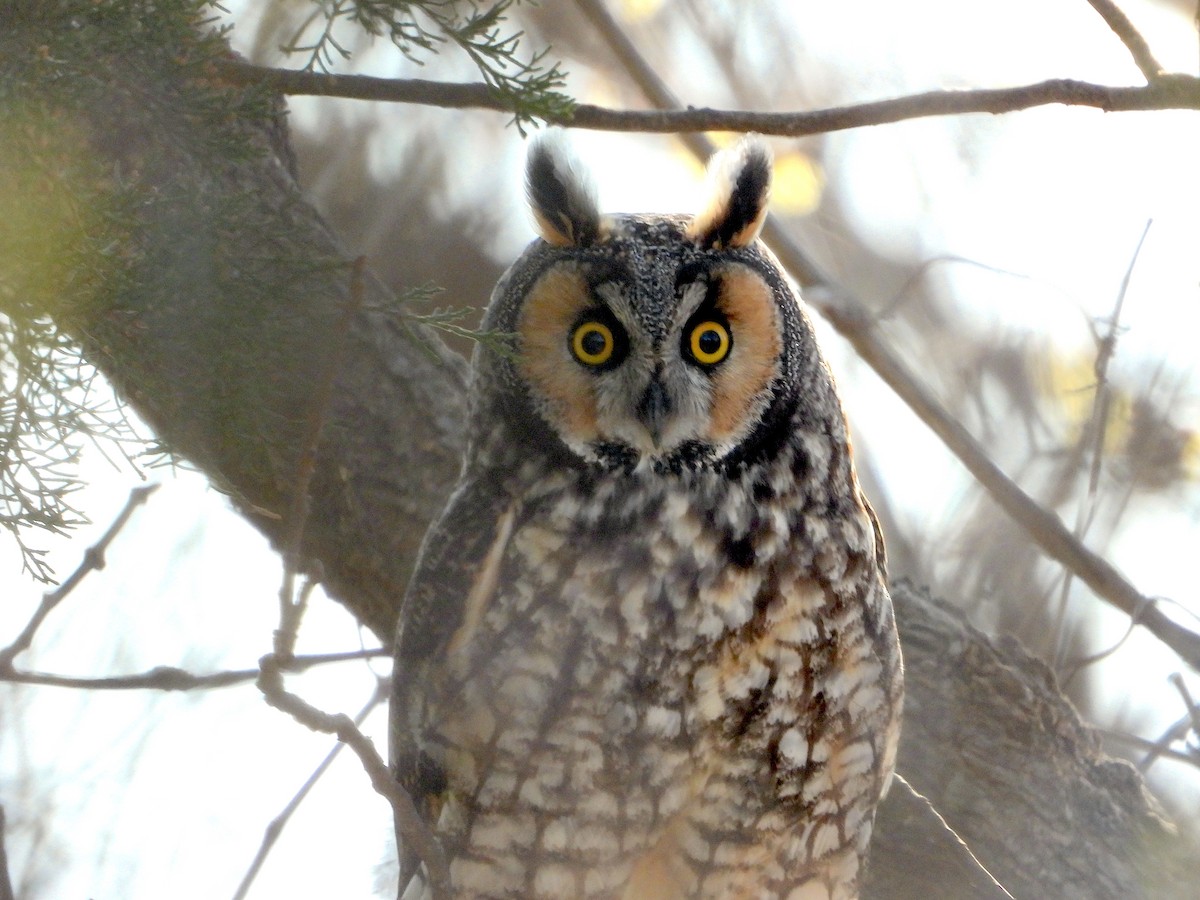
[636,376,671,449]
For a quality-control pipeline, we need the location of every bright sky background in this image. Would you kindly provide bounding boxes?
[3,1,1199,897]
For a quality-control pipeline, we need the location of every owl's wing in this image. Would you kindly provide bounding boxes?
[390,472,517,881]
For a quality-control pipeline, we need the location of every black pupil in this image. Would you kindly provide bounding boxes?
[697,328,722,354]
[582,328,608,356]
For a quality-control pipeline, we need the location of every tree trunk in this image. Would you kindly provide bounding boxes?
[1,5,1192,897]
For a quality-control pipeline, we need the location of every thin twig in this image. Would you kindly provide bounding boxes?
[1084,0,1164,81]
[0,484,158,671]
[0,649,387,691]
[259,258,444,891]
[1169,673,1200,741]
[232,676,389,900]
[276,258,367,659]
[1099,726,1199,769]
[212,60,1200,135]
[820,294,1200,671]
[0,805,14,900]
[573,0,1200,674]
[256,654,451,898]
[1060,597,1150,689]
[1134,714,1195,772]
[1051,221,1150,672]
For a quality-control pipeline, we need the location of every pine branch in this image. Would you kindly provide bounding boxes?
[282,0,571,127]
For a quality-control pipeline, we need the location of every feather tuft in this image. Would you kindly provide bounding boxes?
[688,136,773,250]
[526,129,603,247]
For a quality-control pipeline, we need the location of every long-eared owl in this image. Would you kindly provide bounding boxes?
[391,133,902,899]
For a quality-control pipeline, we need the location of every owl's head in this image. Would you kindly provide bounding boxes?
[479,133,820,473]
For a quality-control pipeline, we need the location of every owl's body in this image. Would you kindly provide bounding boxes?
[392,137,902,899]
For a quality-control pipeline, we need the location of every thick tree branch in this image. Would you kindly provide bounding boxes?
[214,60,1200,134]
[888,581,1192,898]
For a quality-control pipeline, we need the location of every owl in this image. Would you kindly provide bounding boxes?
[391,134,902,900]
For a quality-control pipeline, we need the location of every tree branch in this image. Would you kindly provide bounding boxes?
[232,676,389,900]
[276,258,367,659]
[1085,0,1164,81]
[815,295,1200,673]
[214,60,1200,134]
[0,649,387,691]
[891,581,1192,898]
[0,484,158,672]
[256,654,451,898]
[0,806,13,900]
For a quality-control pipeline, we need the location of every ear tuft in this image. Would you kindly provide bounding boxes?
[688,136,772,250]
[526,130,603,248]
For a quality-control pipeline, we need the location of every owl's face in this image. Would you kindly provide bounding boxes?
[481,135,809,471]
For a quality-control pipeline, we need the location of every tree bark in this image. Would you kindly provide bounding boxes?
[1,6,1193,897]
[869,582,1191,899]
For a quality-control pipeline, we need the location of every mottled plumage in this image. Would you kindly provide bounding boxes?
[391,134,902,899]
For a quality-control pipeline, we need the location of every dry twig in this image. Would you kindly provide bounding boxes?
[276,257,367,658]
[0,805,13,900]
[1099,726,1199,769]
[258,254,446,894]
[1170,673,1200,742]
[0,484,158,672]
[232,675,389,900]
[256,654,450,898]
[0,649,387,691]
[1052,221,1150,673]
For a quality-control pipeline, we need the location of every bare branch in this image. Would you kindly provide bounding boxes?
[1134,713,1196,772]
[256,654,451,898]
[232,676,389,900]
[0,484,158,672]
[1051,221,1150,672]
[1169,673,1200,742]
[212,60,1200,135]
[1085,0,1164,81]
[818,295,1200,672]
[276,258,368,659]
[0,805,14,900]
[1098,726,1200,770]
[0,649,387,691]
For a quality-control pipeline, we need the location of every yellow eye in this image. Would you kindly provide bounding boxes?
[688,320,731,365]
[571,320,615,366]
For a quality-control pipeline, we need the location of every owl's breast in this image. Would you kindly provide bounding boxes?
[418,442,900,897]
